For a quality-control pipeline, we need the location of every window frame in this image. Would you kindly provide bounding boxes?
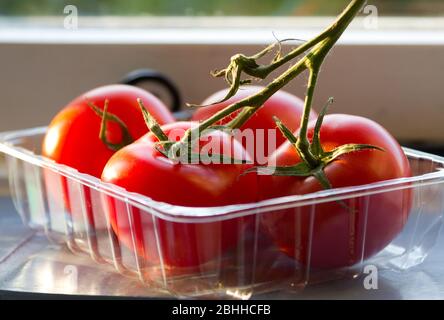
[0,17,443,143]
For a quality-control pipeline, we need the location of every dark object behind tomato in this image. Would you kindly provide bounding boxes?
[260,114,412,269]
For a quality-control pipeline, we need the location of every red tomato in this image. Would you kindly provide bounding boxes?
[192,86,316,164]
[259,114,412,269]
[42,84,174,177]
[101,122,258,269]
[42,84,174,229]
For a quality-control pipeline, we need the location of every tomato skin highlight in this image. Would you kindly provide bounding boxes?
[42,84,174,177]
[260,114,412,269]
[192,86,316,163]
[101,122,258,269]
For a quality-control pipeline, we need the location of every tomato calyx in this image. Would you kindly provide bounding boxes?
[88,99,134,151]
[248,98,384,190]
[137,98,247,165]
[137,97,175,157]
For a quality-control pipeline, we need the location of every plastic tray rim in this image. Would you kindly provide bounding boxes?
[1,126,444,222]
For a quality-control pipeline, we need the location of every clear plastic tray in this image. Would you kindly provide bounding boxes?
[1,126,443,299]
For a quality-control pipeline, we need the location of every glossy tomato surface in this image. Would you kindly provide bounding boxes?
[260,114,412,269]
[42,84,174,177]
[101,122,258,269]
[192,86,316,164]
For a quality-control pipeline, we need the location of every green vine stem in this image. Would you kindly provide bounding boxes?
[153,0,381,189]
[179,0,366,147]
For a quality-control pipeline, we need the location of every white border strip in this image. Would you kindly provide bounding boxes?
[1,17,444,45]
[1,28,444,45]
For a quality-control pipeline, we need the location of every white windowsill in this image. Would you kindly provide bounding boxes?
[0,17,444,45]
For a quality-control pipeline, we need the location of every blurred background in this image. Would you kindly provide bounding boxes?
[0,0,443,147]
[1,0,444,16]
[1,0,443,300]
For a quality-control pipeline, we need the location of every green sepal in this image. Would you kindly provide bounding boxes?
[273,116,298,144]
[312,168,332,189]
[244,161,313,177]
[138,98,170,143]
[323,143,385,165]
[310,97,334,157]
[154,141,175,158]
[88,100,134,152]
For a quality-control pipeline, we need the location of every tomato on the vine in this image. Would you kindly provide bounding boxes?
[192,86,316,164]
[42,84,174,177]
[101,121,258,269]
[259,114,412,269]
[42,84,174,227]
